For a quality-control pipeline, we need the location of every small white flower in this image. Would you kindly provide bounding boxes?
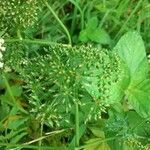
[0,62,4,68]
[0,38,5,52]
[0,39,4,44]
[0,52,2,59]
[4,66,12,72]
[0,38,6,70]
[0,46,6,52]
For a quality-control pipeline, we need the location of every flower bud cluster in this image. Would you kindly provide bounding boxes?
[5,43,125,126]
[0,39,6,69]
[0,0,40,30]
[125,138,146,150]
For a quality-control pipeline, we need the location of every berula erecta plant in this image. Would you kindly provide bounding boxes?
[4,42,126,126]
[0,0,42,37]
[1,31,150,149]
[3,31,150,127]
[0,1,150,149]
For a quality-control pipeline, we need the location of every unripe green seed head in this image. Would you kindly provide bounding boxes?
[4,43,125,126]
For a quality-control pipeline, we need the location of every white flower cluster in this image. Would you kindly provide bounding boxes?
[0,38,6,69]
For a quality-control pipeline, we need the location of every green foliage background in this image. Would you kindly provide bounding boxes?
[0,0,150,150]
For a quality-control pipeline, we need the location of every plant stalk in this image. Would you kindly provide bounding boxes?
[5,38,69,47]
[75,102,79,147]
[115,0,143,39]
[3,74,28,114]
[43,0,72,45]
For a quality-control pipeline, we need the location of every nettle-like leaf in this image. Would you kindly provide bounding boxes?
[114,31,150,118]
[5,43,125,126]
[79,17,111,44]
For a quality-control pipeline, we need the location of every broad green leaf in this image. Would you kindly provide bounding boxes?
[126,79,150,118]
[86,17,98,30]
[130,57,149,83]
[126,111,143,129]
[79,30,89,42]
[94,4,108,13]
[83,128,110,150]
[114,31,149,81]
[90,128,105,138]
[79,17,98,42]
[126,111,150,136]
[114,31,150,118]
[83,136,110,150]
[88,28,111,44]
[84,139,110,150]
[79,17,111,44]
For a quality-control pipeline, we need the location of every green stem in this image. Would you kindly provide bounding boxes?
[99,10,111,28]
[114,0,143,39]
[71,1,78,35]
[75,102,79,147]
[39,121,44,149]
[0,143,63,150]
[17,29,23,40]
[5,38,69,47]
[43,0,72,45]
[3,74,28,114]
[70,0,84,34]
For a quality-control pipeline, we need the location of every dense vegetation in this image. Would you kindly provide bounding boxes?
[0,0,150,150]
